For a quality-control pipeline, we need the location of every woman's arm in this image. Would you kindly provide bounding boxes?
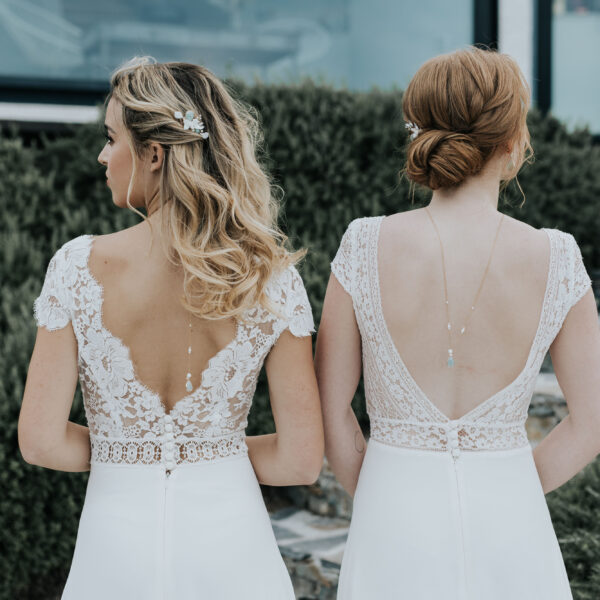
[314,273,364,497]
[533,288,600,493]
[18,324,91,472]
[246,329,324,486]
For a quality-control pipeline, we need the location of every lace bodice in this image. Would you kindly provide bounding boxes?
[331,216,592,458]
[33,234,315,471]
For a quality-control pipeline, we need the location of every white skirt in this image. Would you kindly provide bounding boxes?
[61,455,294,600]
[337,439,573,600]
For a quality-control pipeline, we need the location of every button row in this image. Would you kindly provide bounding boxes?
[163,414,176,471]
[444,423,460,459]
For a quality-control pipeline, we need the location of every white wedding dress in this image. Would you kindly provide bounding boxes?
[331,216,591,600]
[33,234,315,600]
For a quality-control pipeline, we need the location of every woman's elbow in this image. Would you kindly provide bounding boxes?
[17,422,49,467]
[18,435,44,466]
[292,438,325,485]
[290,456,323,485]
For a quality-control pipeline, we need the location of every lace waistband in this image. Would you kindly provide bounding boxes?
[90,431,248,467]
[370,417,529,456]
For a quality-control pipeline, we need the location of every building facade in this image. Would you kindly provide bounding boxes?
[0,0,598,134]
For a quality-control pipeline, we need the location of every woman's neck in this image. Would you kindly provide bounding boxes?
[427,154,504,218]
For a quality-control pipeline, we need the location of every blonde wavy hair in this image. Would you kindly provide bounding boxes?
[107,56,302,320]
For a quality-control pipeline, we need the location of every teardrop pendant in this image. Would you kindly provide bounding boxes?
[185,380,193,392]
[447,349,454,368]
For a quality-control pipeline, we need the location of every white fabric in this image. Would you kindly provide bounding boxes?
[338,440,573,599]
[62,458,295,599]
[331,216,591,599]
[33,233,314,599]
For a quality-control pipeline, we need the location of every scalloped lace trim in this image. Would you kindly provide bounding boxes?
[370,418,529,452]
[90,432,248,465]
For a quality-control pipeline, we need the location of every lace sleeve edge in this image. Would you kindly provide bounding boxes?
[330,219,360,298]
[33,294,71,330]
[330,260,353,297]
[571,272,592,308]
[569,233,593,310]
[32,248,73,330]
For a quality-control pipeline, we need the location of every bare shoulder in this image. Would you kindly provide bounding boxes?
[378,208,431,253]
[89,222,148,278]
[501,214,550,264]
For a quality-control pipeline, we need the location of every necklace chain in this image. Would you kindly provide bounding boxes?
[185,316,193,392]
[425,207,504,368]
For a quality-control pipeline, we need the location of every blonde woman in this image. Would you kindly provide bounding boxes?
[18,58,323,599]
[316,47,600,599]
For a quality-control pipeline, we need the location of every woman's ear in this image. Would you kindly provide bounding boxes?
[148,142,164,172]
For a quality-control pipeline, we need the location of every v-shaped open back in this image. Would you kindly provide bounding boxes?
[372,224,554,424]
[84,235,242,417]
[33,233,315,468]
[330,215,591,455]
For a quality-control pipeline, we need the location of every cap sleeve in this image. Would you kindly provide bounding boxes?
[568,233,592,309]
[282,265,315,337]
[330,219,360,297]
[266,264,315,338]
[33,245,73,331]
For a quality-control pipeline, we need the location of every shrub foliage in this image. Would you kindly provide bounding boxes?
[2,81,599,598]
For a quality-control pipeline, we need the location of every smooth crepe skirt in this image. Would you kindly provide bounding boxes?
[337,439,572,599]
[61,455,294,599]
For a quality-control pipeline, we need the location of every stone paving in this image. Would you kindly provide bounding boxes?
[273,507,346,599]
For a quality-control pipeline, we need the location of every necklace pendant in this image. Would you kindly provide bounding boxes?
[447,349,454,368]
[185,380,193,392]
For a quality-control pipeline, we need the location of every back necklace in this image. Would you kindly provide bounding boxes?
[185,315,193,392]
[425,207,504,368]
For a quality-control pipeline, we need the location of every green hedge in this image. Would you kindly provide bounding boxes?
[1,80,600,598]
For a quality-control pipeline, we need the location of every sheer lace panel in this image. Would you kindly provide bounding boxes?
[331,219,361,296]
[33,244,75,330]
[332,217,592,455]
[566,231,592,310]
[33,235,315,467]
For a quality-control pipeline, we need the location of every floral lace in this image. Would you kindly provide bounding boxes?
[331,217,591,458]
[33,234,315,470]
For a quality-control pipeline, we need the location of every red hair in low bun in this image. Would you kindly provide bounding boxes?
[402,46,532,190]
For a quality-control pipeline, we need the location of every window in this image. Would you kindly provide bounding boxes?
[0,0,473,102]
[551,0,600,132]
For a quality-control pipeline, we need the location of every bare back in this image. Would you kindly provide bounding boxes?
[89,223,237,413]
[377,209,550,420]
[330,211,590,453]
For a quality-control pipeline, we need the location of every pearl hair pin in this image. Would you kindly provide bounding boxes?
[405,121,421,140]
[174,110,209,139]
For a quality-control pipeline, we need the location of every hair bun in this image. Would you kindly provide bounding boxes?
[406,130,484,190]
[401,47,532,190]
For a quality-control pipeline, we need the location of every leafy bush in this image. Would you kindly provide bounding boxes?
[1,80,599,598]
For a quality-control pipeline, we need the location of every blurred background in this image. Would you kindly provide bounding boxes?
[1,1,599,599]
[0,0,599,134]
